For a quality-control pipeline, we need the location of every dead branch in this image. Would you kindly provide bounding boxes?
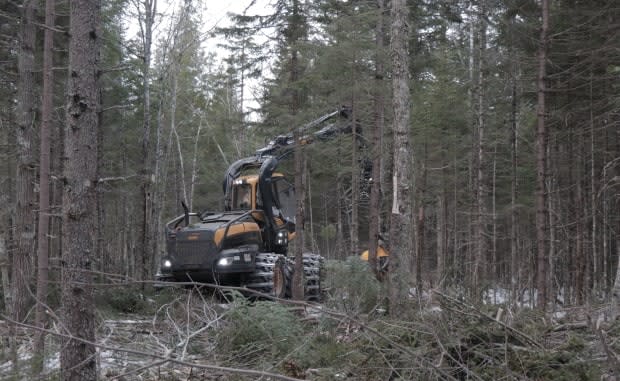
[432,289,544,349]
[1,316,305,381]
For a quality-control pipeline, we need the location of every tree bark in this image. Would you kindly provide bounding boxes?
[350,101,359,258]
[12,0,37,328]
[290,0,306,301]
[138,0,157,287]
[473,1,488,298]
[388,0,412,314]
[61,1,101,379]
[510,50,519,305]
[368,0,385,280]
[33,0,55,371]
[535,0,549,309]
[9,1,37,373]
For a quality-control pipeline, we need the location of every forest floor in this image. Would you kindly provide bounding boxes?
[1,259,619,380]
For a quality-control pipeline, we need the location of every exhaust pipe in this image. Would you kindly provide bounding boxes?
[181,201,190,226]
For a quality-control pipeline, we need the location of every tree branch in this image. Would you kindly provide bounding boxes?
[1,316,305,381]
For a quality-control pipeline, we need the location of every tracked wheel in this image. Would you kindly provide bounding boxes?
[245,252,323,301]
[302,253,324,301]
[272,256,288,298]
[245,253,291,298]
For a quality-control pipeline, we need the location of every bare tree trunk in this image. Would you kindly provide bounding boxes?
[548,159,556,305]
[61,0,101,379]
[613,126,620,307]
[492,142,498,286]
[12,0,37,328]
[293,136,306,299]
[473,1,488,299]
[33,0,55,371]
[10,0,37,373]
[189,117,203,211]
[138,0,157,287]
[589,77,598,294]
[388,0,412,314]
[436,193,446,287]
[290,0,305,301]
[350,101,359,258]
[0,237,9,316]
[466,4,477,295]
[368,0,385,280]
[510,58,519,305]
[152,92,166,269]
[576,162,584,304]
[415,147,427,292]
[535,0,549,309]
[170,70,187,204]
[568,126,576,304]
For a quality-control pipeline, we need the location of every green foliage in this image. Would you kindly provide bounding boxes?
[507,346,599,381]
[323,257,383,314]
[217,298,304,361]
[95,287,149,314]
[291,333,351,369]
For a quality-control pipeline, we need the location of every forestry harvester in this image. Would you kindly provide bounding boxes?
[156,107,366,300]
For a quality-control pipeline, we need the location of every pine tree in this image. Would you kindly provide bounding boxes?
[388,0,413,313]
[33,0,56,371]
[61,0,101,379]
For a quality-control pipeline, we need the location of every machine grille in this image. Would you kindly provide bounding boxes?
[175,240,215,268]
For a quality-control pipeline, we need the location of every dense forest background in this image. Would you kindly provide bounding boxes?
[0,0,618,379]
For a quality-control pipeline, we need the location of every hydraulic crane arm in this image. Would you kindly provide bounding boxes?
[254,106,359,159]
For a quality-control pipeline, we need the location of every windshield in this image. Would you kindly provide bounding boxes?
[272,178,295,222]
[232,184,252,210]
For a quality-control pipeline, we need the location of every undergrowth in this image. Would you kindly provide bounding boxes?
[3,264,607,381]
[208,261,607,381]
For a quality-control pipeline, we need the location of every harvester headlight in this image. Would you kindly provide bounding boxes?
[163,259,172,268]
[276,231,288,245]
[218,257,233,266]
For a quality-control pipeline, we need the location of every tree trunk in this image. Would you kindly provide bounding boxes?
[10,0,37,373]
[189,118,203,211]
[0,237,9,319]
[33,0,55,371]
[61,1,101,379]
[436,193,446,288]
[138,0,157,287]
[290,0,306,301]
[12,0,37,327]
[535,0,549,309]
[466,4,477,295]
[415,147,427,292]
[388,0,412,314]
[510,56,519,305]
[368,0,385,280]
[350,101,359,258]
[589,76,598,294]
[473,1,488,299]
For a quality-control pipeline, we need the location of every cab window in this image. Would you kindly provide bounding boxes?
[232,184,252,210]
[272,178,295,222]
